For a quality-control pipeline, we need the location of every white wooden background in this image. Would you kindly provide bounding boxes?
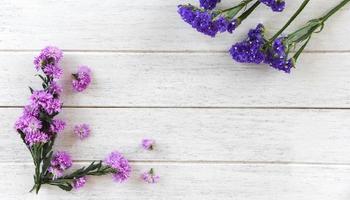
[1,0,350,199]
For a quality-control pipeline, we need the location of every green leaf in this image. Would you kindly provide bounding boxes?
[57,183,73,191]
[29,87,34,94]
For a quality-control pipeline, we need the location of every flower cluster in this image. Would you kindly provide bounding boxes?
[104,151,132,183]
[48,151,73,178]
[259,0,285,12]
[142,139,155,150]
[200,0,221,10]
[72,65,92,92]
[34,46,63,79]
[15,46,131,193]
[229,24,292,73]
[15,47,65,146]
[141,168,160,184]
[74,123,91,140]
[178,0,285,37]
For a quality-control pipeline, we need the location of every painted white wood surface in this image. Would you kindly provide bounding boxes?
[2,108,350,163]
[1,0,350,199]
[0,0,349,51]
[2,163,350,200]
[1,52,350,107]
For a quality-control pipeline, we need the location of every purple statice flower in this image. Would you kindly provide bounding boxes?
[142,139,155,150]
[264,37,293,73]
[23,117,42,135]
[48,81,63,96]
[50,119,66,134]
[73,176,87,189]
[48,151,72,178]
[72,66,92,92]
[23,103,40,117]
[43,64,63,79]
[73,124,90,140]
[259,0,286,12]
[229,24,266,64]
[199,0,221,10]
[104,151,131,183]
[34,46,63,70]
[178,5,235,37]
[141,168,160,184]
[43,98,62,115]
[30,90,62,115]
[30,90,53,106]
[24,131,49,146]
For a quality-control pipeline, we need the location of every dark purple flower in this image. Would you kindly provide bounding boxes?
[48,151,72,178]
[50,119,66,134]
[73,176,87,189]
[259,0,286,12]
[142,139,155,150]
[264,37,293,73]
[73,124,90,140]
[141,168,160,184]
[178,5,235,37]
[72,66,92,92]
[229,24,266,64]
[34,46,63,70]
[199,0,221,10]
[104,151,131,183]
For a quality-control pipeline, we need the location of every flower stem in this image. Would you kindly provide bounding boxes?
[321,0,350,22]
[237,1,261,22]
[270,0,311,41]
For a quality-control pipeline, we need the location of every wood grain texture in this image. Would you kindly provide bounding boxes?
[3,108,350,163]
[1,52,350,107]
[0,0,349,51]
[1,162,350,200]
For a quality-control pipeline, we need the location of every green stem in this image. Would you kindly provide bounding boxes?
[237,1,261,22]
[321,0,350,22]
[220,0,254,13]
[270,0,311,41]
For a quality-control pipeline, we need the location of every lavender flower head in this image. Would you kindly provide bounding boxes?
[104,151,131,183]
[177,5,234,37]
[30,90,62,115]
[34,46,63,79]
[74,124,91,140]
[259,0,286,12]
[24,131,49,146]
[50,119,66,134]
[72,66,92,92]
[73,176,87,189]
[48,151,72,178]
[141,168,160,184]
[142,139,155,150]
[229,24,266,64]
[199,0,221,10]
[48,81,63,96]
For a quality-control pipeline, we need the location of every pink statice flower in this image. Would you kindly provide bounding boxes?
[74,124,91,140]
[142,139,155,150]
[24,131,49,146]
[73,176,87,190]
[50,119,66,134]
[104,151,131,183]
[48,151,72,179]
[34,46,63,69]
[141,168,160,184]
[72,66,92,92]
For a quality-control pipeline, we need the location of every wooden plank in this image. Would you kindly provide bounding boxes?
[3,108,350,163]
[1,52,350,107]
[1,162,350,199]
[0,0,349,51]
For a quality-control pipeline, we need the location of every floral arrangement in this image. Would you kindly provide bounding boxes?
[14,47,159,193]
[178,0,350,73]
